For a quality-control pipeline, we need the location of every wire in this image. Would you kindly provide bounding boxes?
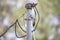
[0,7,40,38]
[0,14,26,37]
[33,32,36,40]
[15,20,26,38]
[0,22,15,37]
[15,7,40,38]
[17,19,26,33]
[32,7,40,32]
[17,7,40,33]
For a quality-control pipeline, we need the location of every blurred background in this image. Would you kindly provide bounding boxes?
[0,0,60,40]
